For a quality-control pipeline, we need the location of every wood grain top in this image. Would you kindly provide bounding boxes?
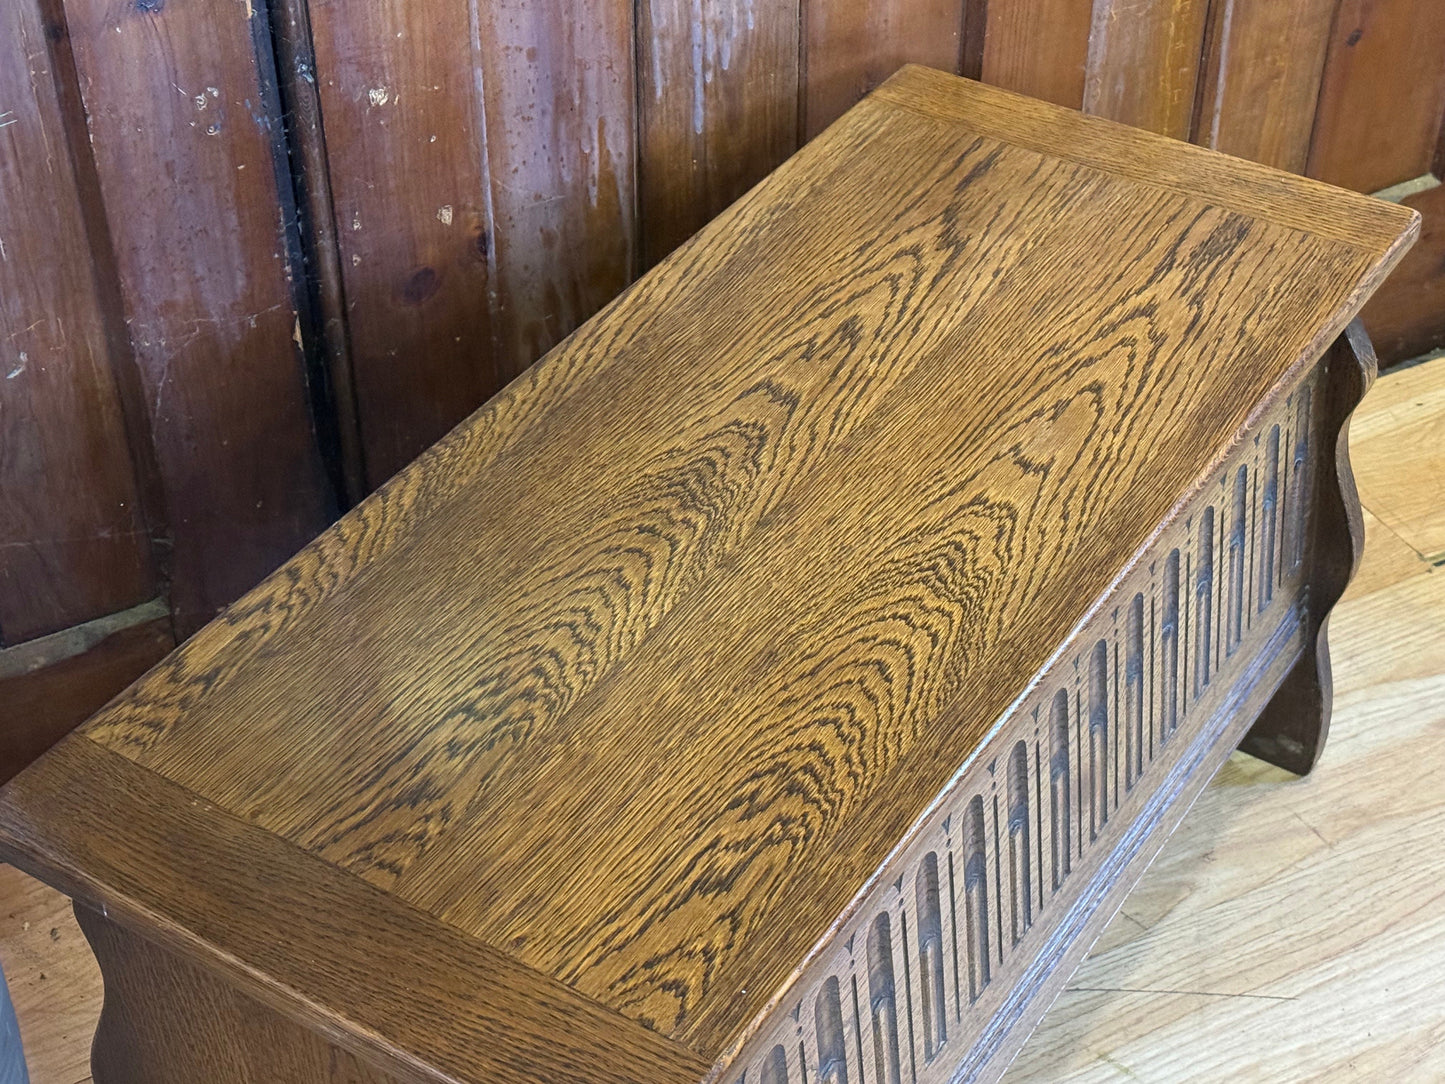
[0,68,1417,1081]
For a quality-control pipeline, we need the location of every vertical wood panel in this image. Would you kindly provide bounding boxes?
[306,0,497,486]
[0,0,154,644]
[64,0,334,634]
[0,613,173,783]
[1360,182,1445,364]
[308,0,636,488]
[1193,0,1336,173]
[638,0,800,266]
[1084,0,1210,138]
[979,0,1094,109]
[479,0,637,379]
[802,0,961,140]
[1308,0,1445,192]
[269,0,366,503]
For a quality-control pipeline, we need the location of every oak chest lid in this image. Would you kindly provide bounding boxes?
[0,66,1416,1084]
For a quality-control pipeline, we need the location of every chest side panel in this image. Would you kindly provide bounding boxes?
[719,362,1324,1084]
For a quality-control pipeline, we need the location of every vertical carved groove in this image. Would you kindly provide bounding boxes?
[1087,640,1108,841]
[1194,506,1215,695]
[731,343,1352,1084]
[946,851,961,1023]
[1125,593,1144,789]
[1287,387,1313,571]
[1032,741,1046,918]
[900,909,917,1082]
[1005,745,1031,945]
[962,796,990,1001]
[851,975,866,1084]
[867,914,903,1084]
[761,1044,790,1084]
[1048,690,1070,890]
[1160,549,1180,741]
[1228,466,1247,654]
[915,855,947,1060]
[1259,423,1280,610]
[816,977,849,1084]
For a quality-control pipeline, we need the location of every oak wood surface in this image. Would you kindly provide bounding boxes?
[8,357,1445,1084]
[78,902,402,1084]
[0,740,708,1084]
[0,70,1417,1081]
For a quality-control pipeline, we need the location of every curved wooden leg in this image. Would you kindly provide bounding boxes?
[1240,319,1376,776]
[74,903,400,1084]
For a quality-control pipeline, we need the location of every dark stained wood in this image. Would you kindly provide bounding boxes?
[1307,0,1445,193]
[978,0,1094,109]
[477,0,637,391]
[1359,182,1445,365]
[308,0,636,488]
[0,611,173,784]
[638,0,799,266]
[1243,321,1375,774]
[62,0,335,632]
[802,0,961,139]
[1192,0,1337,172]
[304,0,497,486]
[268,0,366,504]
[79,901,401,1084]
[0,70,1418,1084]
[0,0,154,644]
[1084,0,1211,139]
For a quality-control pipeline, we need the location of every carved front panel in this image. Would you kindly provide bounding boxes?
[723,367,1323,1084]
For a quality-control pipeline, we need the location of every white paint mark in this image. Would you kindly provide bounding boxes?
[351,211,361,230]
[436,205,453,226]
[0,234,7,262]
[351,254,362,265]
[429,134,437,143]
[367,86,390,107]
[0,111,17,129]
[206,122,221,136]
[690,0,704,134]
[207,86,220,97]
[195,95,208,109]
[6,352,27,380]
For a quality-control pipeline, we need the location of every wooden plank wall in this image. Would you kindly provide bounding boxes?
[0,0,155,646]
[1,0,337,642]
[296,0,1445,493]
[4,0,1445,774]
[1,0,335,767]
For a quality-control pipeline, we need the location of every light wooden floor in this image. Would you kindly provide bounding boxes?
[2,356,1443,1084]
